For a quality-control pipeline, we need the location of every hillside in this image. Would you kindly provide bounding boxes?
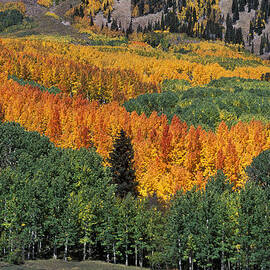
[62,0,270,56]
[2,0,270,56]
[0,1,269,269]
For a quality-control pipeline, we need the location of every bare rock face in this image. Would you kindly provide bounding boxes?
[111,0,131,30]
[62,21,70,26]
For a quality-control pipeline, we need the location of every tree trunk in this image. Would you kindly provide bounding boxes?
[106,253,110,263]
[53,245,57,259]
[88,244,92,259]
[189,254,193,270]
[32,243,35,259]
[139,252,143,268]
[221,232,225,270]
[83,242,86,261]
[179,258,182,270]
[64,238,68,261]
[38,241,42,255]
[125,252,128,266]
[113,243,116,264]
[125,244,128,266]
[28,244,31,260]
[10,229,13,252]
[21,245,25,262]
[135,245,138,267]
[178,238,182,270]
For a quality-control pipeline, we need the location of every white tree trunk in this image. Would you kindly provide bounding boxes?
[135,245,138,267]
[113,243,116,264]
[189,254,193,270]
[83,242,86,261]
[139,249,143,268]
[125,244,128,266]
[178,238,182,270]
[53,245,57,259]
[64,238,68,261]
[27,244,31,260]
[32,231,35,260]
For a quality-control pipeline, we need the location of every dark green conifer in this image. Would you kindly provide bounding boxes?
[107,129,138,198]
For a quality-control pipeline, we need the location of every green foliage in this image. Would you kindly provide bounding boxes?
[9,75,61,95]
[124,92,179,117]
[0,122,52,169]
[5,249,24,265]
[161,79,191,92]
[238,181,270,268]
[0,122,269,269]
[143,32,167,48]
[0,9,23,32]
[124,77,270,130]
[166,170,269,269]
[246,149,270,192]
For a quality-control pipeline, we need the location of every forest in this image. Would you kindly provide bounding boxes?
[0,0,269,269]
[0,121,269,269]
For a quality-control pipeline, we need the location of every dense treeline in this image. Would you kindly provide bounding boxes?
[0,122,269,269]
[1,38,270,103]
[0,8,24,32]
[0,39,158,104]
[124,77,270,130]
[73,0,242,45]
[0,74,269,199]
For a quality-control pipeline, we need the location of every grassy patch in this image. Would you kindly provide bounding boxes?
[45,12,60,20]
[0,259,149,270]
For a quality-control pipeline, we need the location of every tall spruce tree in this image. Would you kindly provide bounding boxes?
[232,0,240,22]
[107,129,138,198]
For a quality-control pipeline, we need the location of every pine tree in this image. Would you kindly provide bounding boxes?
[107,10,111,23]
[107,129,138,198]
[260,36,265,55]
[232,0,239,22]
[225,14,234,43]
[246,149,270,193]
[126,19,133,36]
[235,27,244,45]
[239,0,247,11]
[111,18,118,31]
[90,13,94,26]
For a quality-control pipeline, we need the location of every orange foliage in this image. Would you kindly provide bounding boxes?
[0,76,269,200]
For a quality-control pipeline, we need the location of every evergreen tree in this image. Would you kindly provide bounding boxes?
[260,36,265,55]
[246,149,270,193]
[249,20,254,45]
[161,12,165,30]
[235,27,244,45]
[107,10,111,23]
[107,129,138,198]
[239,0,247,11]
[225,14,234,43]
[232,0,239,22]
[126,20,133,36]
[79,5,84,18]
[90,13,94,26]
[110,18,118,31]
